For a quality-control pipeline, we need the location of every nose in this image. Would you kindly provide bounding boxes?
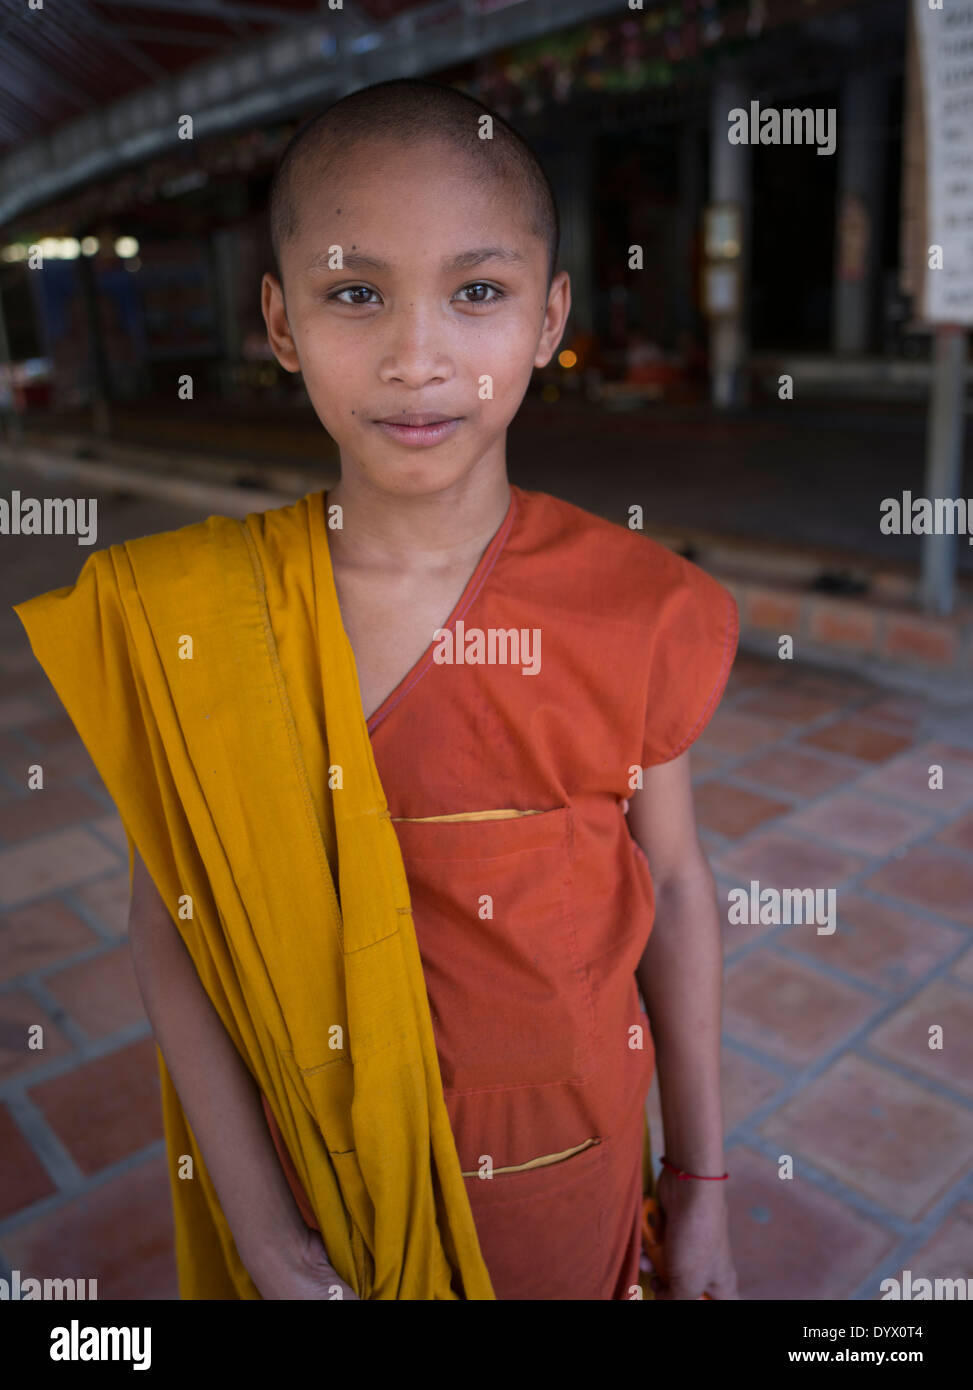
[377,301,454,389]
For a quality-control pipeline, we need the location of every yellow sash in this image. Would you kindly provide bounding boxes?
[13,490,495,1300]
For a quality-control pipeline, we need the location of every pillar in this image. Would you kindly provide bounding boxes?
[708,65,752,408]
[831,68,890,357]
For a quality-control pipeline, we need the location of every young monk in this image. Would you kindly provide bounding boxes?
[15,78,740,1301]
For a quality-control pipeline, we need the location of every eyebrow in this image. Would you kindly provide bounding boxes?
[305,246,528,274]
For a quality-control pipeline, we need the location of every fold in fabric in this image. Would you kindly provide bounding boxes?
[13,491,495,1300]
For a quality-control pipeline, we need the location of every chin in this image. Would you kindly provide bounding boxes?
[357,451,476,499]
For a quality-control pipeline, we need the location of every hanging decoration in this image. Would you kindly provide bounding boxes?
[6,0,796,241]
[466,0,760,119]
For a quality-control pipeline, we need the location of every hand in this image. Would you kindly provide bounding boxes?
[249,1225,361,1300]
[654,1167,739,1300]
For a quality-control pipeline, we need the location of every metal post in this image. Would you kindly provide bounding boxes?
[919,324,968,616]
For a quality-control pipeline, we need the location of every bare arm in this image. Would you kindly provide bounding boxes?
[128,847,357,1299]
[628,751,738,1299]
[629,752,725,1175]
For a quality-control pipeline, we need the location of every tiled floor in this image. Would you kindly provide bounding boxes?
[2,524,973,1298]
[642,654,973,1300]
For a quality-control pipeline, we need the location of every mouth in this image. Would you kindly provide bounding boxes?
[371,413,462,448]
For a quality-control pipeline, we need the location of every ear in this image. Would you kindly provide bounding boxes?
[533,270,573,369]
[261,271,301,373]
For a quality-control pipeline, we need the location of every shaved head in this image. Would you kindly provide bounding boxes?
[269,78,560,289]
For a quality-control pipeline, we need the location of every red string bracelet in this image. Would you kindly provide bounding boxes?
[660,1154,729,1181]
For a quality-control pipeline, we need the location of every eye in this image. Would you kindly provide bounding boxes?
[328,285,381,306]
[456,282,504,305]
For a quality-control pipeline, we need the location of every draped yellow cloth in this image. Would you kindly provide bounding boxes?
[13,490,496,1300]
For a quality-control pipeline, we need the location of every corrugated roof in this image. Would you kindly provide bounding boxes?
[0,0,437,152]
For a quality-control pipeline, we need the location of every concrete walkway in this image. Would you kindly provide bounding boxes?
[1,479,972,1300]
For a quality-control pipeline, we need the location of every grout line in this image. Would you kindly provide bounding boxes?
[1,1091,87,1194]
[0,1019,154,1098]
[724,1135,916,1240]
[0,862,128,921]
[0,1139,169,1246]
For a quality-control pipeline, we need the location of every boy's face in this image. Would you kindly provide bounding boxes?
[261,136,570,498]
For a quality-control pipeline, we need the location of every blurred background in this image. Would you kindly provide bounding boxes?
[0,0,971,1303]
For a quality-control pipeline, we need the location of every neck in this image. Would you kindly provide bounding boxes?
[326,462,512,575]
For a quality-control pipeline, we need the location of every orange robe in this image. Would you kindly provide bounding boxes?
[264,483,739,1299]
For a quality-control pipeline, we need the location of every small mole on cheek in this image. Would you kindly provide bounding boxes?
[335,208,341,215]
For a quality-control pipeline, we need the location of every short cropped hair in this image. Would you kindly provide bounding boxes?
[269,78,560,288]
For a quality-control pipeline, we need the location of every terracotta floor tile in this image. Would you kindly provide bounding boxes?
[0,1103,57,1219]
[74,870,131,937]
[934,810,973,854]
[689,748,728,779]
[0,644,45,677]
[0,828,120,910]
[863,846,973,926]
[785,672,877,700]
[722,1049,786,1133]
[0,669,55,699]
[733,746,857,799]
[45,946,146,1040]
[902,1201,973,1285]
[0,730,28,763]
[90,813,128,855]
[788,892,964,992]
[24,737,100,782]
[779,792,934,857]
[736,687,848,725]
[693,782,792,839]
[0,991,72,1081]
[921,741,973,774]
[0,898,98,982]
[0,1154,178,1299]
[717,880,781,956]
[28,1037,162,1175]
[759,1054,973,1219]
[723,654,783,692]
[801,719,914,764]
[0,752,37,788]
[0,692,57,730]
[695,709,787,757]
[0,785,108,843]
[724,952,878,1066]
[725,1147,896,1300]
[855,693,927,734]
[23,713,79,746]
[715,830,868,893]
[855,746,973,812]
[722,924,778,958]
[951,946,973,983]
[866,979,973,1101]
